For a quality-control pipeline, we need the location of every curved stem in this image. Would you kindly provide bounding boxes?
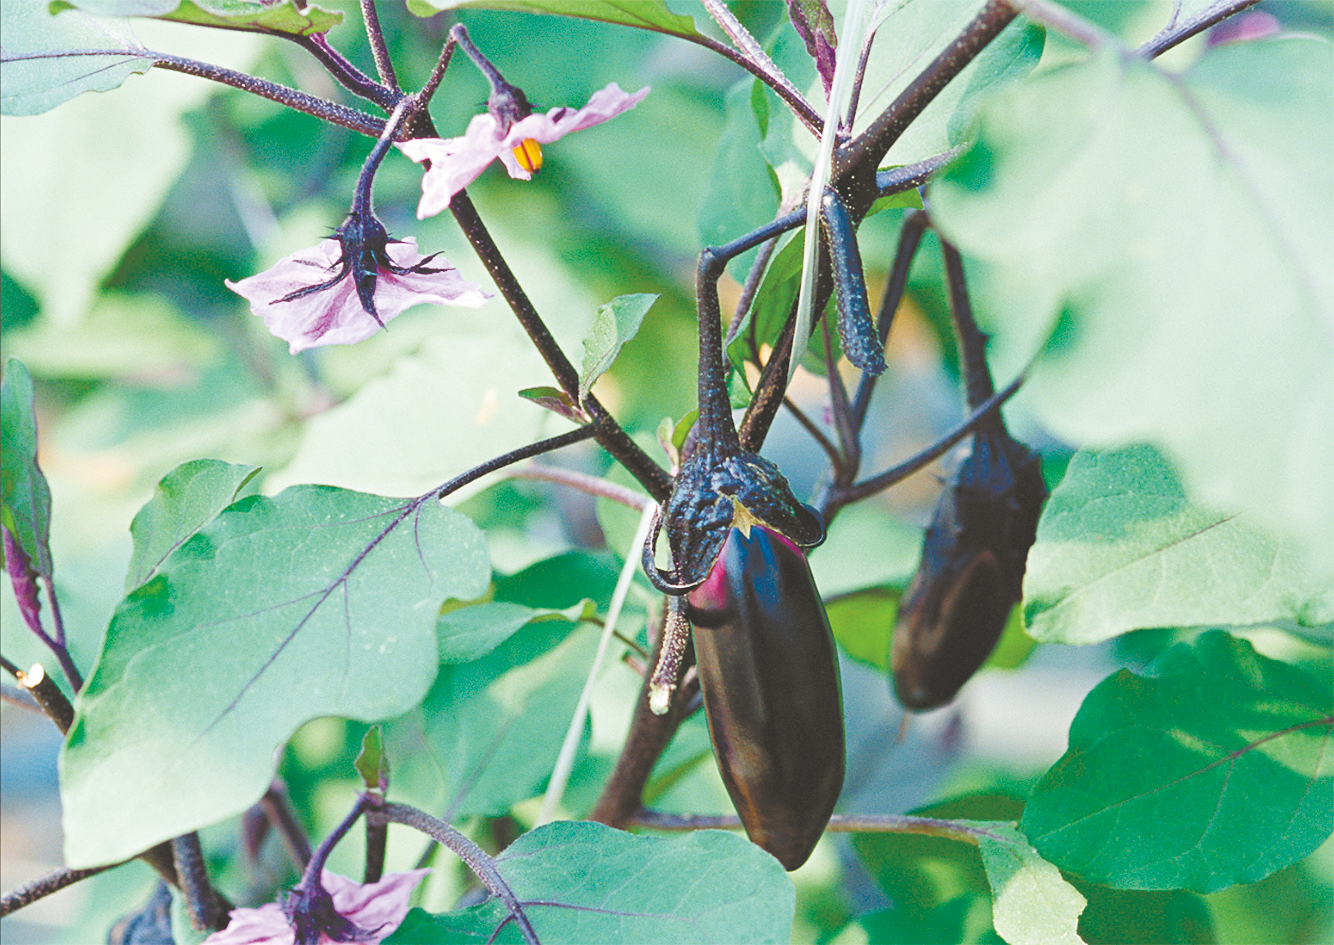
[377,802,539,945]
[295,33,398,110]
[1,864,115,917]
[359,0,400,90]
[1140,0,1262,58]
[449,191,672,501]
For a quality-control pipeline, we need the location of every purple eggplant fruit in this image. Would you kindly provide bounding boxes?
[892,427,1046,710]
[687,524,844,871]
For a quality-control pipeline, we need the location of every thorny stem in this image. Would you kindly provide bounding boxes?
[433,427,600,503]
[359,0,400,90]
[418,27,460,109]
[376,802,539,945]
[701,0,817,131]
[449,190,673,502]
[363,797,388,885]
[173,834,229,932]
[296,33,399,110]
[148,51,387,136]
[350,100,413,220]
[0,865,115,917]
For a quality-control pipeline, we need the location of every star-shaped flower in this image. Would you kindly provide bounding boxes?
[398,82,650,218]
[202,869,431,945]
[227,215,488,354]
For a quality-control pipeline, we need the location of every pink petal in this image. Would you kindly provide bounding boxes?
[399,113,507,219]
[327,869,432,935]
[201,902,293,945]
[226,238,488,354]
[401,82,650,218]
[201,870,432,945]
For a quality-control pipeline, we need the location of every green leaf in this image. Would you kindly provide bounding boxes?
[855,3,1045,164]
[579,293,658,404]
[386,822,794,944]
[517,386,588,424]
[437,599,584,664]
[1025,444,1334,645]
[1022,631,1334,893]
[60,486,490,867]
[697,79,781,278]
[0,2,152,115]
[403,617,594,817]
[354,725,387,793]
[826,586,897,672]
[51,0,340,34]
[410,0,703,41]
[266,318,561,499]
[124,459,261,590]
[0,359,52,575]
[930,39,1334,575]
[52,0,341,36]
[1072,882,1214,945]
[970,821,1087,945]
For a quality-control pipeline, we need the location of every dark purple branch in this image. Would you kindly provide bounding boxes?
[448,191,673,502]
[359,0,400,90]
[172,834,229,932]
[294,33,398,110]
[1139,0,1264,58]
[1,864,115,917]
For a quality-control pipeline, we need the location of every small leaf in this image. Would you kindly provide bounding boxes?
[125,459,261,590]
[578,293,658,404]
[970,821,1087,945]
[51,0,341,36]
[386,822,794,944]
[1024,444,1334,645]
[61,486,490,867]
[1022,631,1334,893]
[354,725,388,793]
[517,386,588,424]
[410,0,703,41]
[0,3,152,115]
[0,359,52,576]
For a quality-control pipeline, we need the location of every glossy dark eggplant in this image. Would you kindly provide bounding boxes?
[688,524,844,871]
[892,427,1046,710]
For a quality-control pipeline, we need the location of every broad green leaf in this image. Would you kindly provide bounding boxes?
[437,599,586,663]
[124,459,260,590]
[579,293,658,404]
[408,617,594,817]
[970,821,1087,945]
[0,359,52,575]
[697,79,781,279]
[826,586,897,672]
[1072,882,1215,945]
[0,2,152,115]
[1022,631,1334,893]
[60,486,490,867]
[930,39,1334,576]
[854,2,1045,164]
[1025,444,1334,645]
[265,318,561,499]
[52,0,342,36]
[411,0,703,41]
[386,822,795,944]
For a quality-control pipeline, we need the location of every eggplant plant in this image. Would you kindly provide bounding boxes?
[1,1,1330,944]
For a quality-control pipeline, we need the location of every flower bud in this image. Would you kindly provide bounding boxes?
[688,525,844,870]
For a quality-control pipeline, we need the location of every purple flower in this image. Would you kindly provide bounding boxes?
[203,869,430,945]
[226,219,488,354]
[398,82,650,218]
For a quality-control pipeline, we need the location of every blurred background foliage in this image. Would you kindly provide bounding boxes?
[1,1,1331,942]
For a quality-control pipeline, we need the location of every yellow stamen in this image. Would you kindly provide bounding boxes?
[512,138,543,174]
